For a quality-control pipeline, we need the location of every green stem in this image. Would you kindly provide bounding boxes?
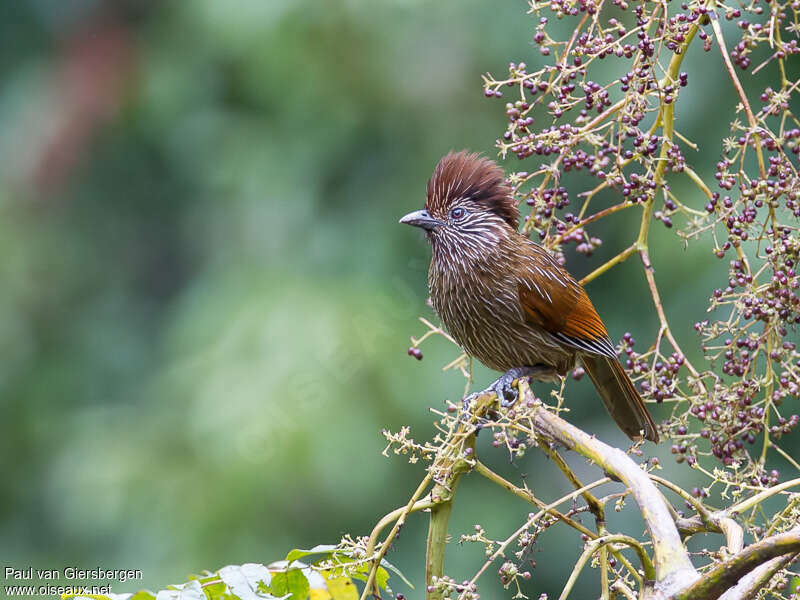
[361,474,433,600]
[638,6,704,249]
[425,392,497,599]
[366,497,436,557]
[425,488,457,599]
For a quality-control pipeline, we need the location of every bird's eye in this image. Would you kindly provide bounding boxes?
[450,207,467,220]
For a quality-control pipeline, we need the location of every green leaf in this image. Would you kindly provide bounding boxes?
[285,545,338,563]
[219,564,276,600]
[268,567,309,600]
[347,564,389,591]
[374,567,389,591]
[199,580,228,600]
[379,559,413,589]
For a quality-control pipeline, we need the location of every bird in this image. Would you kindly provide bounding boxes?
[399,150,658,442]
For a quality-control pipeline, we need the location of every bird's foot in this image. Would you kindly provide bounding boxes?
[463,365,558,410]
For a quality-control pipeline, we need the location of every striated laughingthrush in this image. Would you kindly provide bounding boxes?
[400,151,658,442]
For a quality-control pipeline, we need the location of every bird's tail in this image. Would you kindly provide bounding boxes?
[581,355,659,443]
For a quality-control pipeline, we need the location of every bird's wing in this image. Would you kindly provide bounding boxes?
[516,246,617,359]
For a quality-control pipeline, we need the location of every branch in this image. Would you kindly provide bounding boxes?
[426,491,456,600]
[611,580,638,600]
[425,391,496,600]
[516,382,699,596]
[675,527,800,600]
[650,475,743,553]
[718,552,798,600]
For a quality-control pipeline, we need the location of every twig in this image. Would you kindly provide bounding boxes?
[458,478,613,598]
[550,202,635,246]
[728,477,800,514]
[580,243,637,285]
[537,440,606,521]
[708,8,766,178]
[649,474,745,553]
[366,496,436,557]
[473,460,594,536]
[361,474,433,600]
[558,534,656,600]
[638,249,701,379]
[650,474,714,521]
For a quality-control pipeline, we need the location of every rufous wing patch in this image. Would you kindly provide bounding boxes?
[517,280,573,333]
[518,279,608,342]
[561,287,609,341]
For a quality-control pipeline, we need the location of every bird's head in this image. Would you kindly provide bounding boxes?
[399,151,519,257]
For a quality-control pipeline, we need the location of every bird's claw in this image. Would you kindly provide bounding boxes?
[462,392,479,413]
[493,374,520,407]
[462,366,555,415]
[461,373,522,413]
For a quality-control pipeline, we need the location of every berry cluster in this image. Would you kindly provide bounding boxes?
[484,0,799,494]
[620,333,685,403]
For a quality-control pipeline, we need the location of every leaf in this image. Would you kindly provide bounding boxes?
[155,581,206,600]
[198,580,228,600]
[302,567,327,593]
[347,564,389,592]
[374,567,389,591]
[268,566,309,600]
[379,559,413,589]
[321,576,357,600]
[307,568,332,600]
[285,545,338,563]
[219,564,275,600]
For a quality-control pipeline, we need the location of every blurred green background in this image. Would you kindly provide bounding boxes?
[0,0,792,598]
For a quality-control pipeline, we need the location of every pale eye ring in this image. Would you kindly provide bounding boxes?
[450,207,467,220]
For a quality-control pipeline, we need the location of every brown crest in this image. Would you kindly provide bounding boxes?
[425,151,519,229]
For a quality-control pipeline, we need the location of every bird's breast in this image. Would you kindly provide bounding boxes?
[428,258,571,373]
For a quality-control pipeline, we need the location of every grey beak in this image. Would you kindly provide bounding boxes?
[399,209,442,231]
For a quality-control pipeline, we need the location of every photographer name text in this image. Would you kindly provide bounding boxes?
[4,567,142,583]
